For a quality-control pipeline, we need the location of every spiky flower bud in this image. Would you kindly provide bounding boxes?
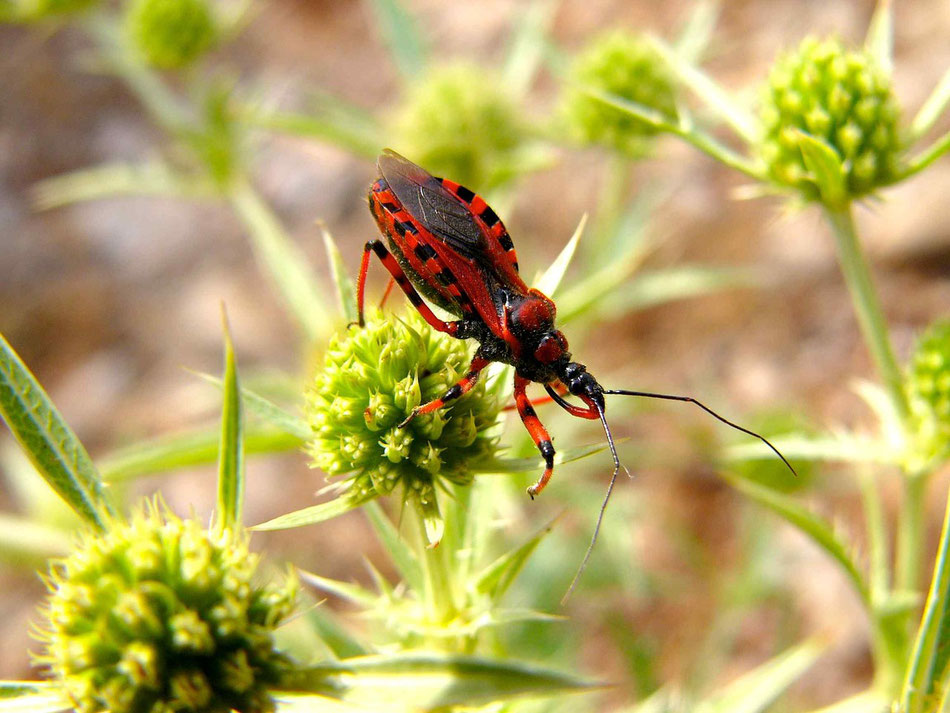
[393,63,527,192]
[306,311,502,542]
[37,503,297,713]
[125,0,217,70]
[906,320,950,467]
[759,36,903,200]
[561,30,678,157]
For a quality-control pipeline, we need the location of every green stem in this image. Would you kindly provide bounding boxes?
[411,504,457,626]
[822,203,909,423]
[898,128,950,181]
[592,155,632,247]
[897,473,928,594]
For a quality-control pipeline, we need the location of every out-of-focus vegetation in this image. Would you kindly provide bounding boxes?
[1,1,950,711]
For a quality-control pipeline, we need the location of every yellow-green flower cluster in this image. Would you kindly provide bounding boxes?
[38,504,296,713]
[307,311,501,519]
[125,0,217,70]
[759,36,902,200]
[562,30,677,157]
[393,64,527,192]
[906,320,950,467]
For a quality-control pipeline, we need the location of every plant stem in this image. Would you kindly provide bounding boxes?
[822,203,909,422]
[896,472,927,593]
[410,504,458,626]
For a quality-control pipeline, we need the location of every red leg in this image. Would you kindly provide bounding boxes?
[399,355,491,427]
[358,240,464,336]
[502,381,568,412]
[514,375,556,498]
[379,276,396,308]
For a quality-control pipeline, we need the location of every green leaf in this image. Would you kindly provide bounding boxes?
[366,0,427,82]
[864,0,894,77]
[252,495,368,531]
[727,432,891,464]
[32,161,216,210]
[474,442,610,474]
[799,690,889,713]
[701,639,824,713]
[796,130,848,208]
[228,181,331,342]
[903,489,950,713]
[194,371,312,439]
[502,0,560,98]
[244,108,382,160]
[902,128,950,181]
[322,225,358,325]
[476,516,558,601]
[363,501,424,594]
[0,332,112,530]
[0,514,71,563]
[722,472,870,605]
[215,310,245,530]
[99,425,302,482]
[302,607,370,660]
[650,37,760,144]
[299,569,378,608]
[911,66,950,140]
[673,0,719,65]
[278,653,601,708]
[0,681,71,712]
[533,213,586,298]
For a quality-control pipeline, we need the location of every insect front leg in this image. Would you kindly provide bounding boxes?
[514,375,556,498]
[358,240,466,337]
[399,355,491,428]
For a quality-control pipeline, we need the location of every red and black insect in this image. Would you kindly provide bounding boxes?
[360,149,793,583]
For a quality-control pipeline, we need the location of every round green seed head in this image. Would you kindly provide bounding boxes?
[306,310,502,522]
[759,36,903,200]
[906,320,950,464]
[561,30,678,157]
[36,503,297,713]
[393,63,527,192]
[125,0,217,70]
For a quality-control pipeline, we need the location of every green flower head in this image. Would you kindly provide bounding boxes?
[393,63,527,193]
[759,36,903,200]
[125,0,217,70]
[306,310,502,543]
[6,0,99,20]
[36,503,297,713]
[561,30,678,157]
[906,320,950,467]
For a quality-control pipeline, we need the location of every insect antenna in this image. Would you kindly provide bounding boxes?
[603,388,797,477]
[562,404,626,604]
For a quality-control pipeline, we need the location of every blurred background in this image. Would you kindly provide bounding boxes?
[2,0,950,709]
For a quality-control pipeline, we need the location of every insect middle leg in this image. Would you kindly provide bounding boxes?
[399,355,491,428]
[357,240,467,336]
[514,375,556,498]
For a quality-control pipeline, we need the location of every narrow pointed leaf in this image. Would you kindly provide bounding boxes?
[864,0,894,76]
[902,129,950,180]
[534,214,586,297]
[0,333,112,529]
[476,517,558,600]
[195,371,312,439]
[299,569,378,608]
[99,425,301,482]
[502,0,560,97]
[229,182,330,342]
[0,514,71,562]
[363,501,423,593]
[215,311,244,530]
[727,432,891,464]
[253,495,368,531]
[32,161,216,210]
[911,66,950,139]
[322,225,358,324]
[278,653,601,707]
[474,442,609,474]
[722,473,870,605]
[796,131,848,208]
[704,639,824,713]
[651,38,760,143]
[903,488,950,713]
[246,109,382,159]
[0,682,71,713]
[303,608,370,660]
[366,0,426,81]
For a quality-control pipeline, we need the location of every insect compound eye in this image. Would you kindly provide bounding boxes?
[534,332,568,364]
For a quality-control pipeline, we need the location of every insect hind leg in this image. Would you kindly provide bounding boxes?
[358,240,463,337]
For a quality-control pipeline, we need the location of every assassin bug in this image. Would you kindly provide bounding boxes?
[359,149,794,588]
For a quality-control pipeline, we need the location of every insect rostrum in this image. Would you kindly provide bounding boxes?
[358,149,794,587]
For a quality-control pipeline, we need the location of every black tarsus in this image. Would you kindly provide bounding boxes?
[603,388,798,478]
